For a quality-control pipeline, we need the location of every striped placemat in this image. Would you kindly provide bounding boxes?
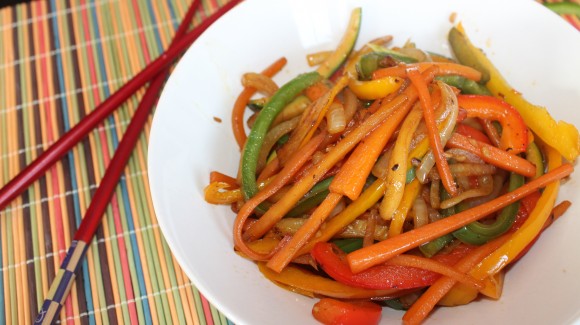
[0,0,231,324]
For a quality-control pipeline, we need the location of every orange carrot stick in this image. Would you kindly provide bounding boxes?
[407,66,458,196]
[387,255,483,290]
[267,192,343,272]
[209,171,239,189]
[402,236,510,325]
[305,81,330,101]
[447,133,536,177]
[233,134,324,260]
[232,57,287,149]
[372,62,482,81]
[330,97,416,200]
[257,157,280,183]
[346,163,573,273]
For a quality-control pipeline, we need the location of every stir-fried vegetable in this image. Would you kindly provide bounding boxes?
[204,9,576,325]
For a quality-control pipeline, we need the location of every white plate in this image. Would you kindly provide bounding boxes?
[147,0,580,324]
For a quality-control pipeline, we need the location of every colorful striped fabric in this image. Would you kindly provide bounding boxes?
[0,0,231,324]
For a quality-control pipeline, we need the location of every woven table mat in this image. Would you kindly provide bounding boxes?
[0,0,231,324]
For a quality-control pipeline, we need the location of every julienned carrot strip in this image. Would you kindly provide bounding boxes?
[407,66,458,196]
[300,77,349,148]
[330,96,416,200]
[257,157,280,183]
[346,163,573,273]
[210,171,239,189]
[277,77,348,164]
[232,57,287,149]
[233,134,324,261]
[267,193,343,272]
[387,255,483,290]
[372,62,482,81]
[305,81,330,101]
[447,133,536,177]
[244,95,410,241]
[402,236,510,325]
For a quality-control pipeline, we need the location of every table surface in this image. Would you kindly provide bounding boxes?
[0,0,577,324]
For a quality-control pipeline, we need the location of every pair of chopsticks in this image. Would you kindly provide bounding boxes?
[26,1,242,324]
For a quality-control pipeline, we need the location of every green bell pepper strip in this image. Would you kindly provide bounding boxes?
[419,188,458,257]
[453,172,525,245]
[286,176,334,217]
[333,238,363,253]
[241,72,321,201]
[544,1,580,16]
[435,75,491,95]
[419,234,454,258]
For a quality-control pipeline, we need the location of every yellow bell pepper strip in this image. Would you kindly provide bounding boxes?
[466,143,563,290]
[458,95,528,154]
[388,179,421,237]
[347,76,403,100]
[257,262,403,299]
[449,26,580,162]
[380,106,424,220]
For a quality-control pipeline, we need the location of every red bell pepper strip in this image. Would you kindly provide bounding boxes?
[455,123,492,145]
[312,298,382,325]
[458,95,528,154]
[311,242,465,290]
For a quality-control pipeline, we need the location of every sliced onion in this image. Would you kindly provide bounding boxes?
[342,88,358,124]
[326,102,346,134]
[413,197,429,228]
[416,81,459,183]
[363,209,379,247]
[242,72,279,96]
[429,180,441,209]
[439,175,494,209]
[274,218,388,241]
[257,115,300,172]
[372,147,393,179]
[427,163,497,181]
[444,148,484,164]
[467,172,507,207]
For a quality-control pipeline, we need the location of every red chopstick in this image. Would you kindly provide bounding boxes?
[33,1,242,324]
[0,0,241,211]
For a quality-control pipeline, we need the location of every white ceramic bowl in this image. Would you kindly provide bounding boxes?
[148,0,580,324]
